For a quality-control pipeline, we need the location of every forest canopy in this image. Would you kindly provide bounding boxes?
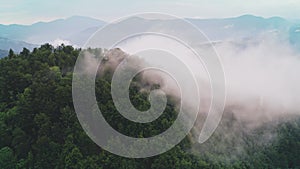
[0,44,299,169]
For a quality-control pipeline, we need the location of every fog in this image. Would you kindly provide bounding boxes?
[115,34,300,129]
[79,33,300,160]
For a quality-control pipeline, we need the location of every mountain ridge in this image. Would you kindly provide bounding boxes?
[0,16,106,45]
[0,37,37,53]
[0,15,299,50]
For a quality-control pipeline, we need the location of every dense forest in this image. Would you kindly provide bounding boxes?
[0,44,299,169]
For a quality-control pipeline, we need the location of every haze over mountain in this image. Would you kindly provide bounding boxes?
[0,37,37,52]
[0,16,106,49]
[0,15,300,53]
[1,12,300,168]
[187,15,292,40]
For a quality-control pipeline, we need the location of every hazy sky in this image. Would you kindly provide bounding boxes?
[1,0,300,25]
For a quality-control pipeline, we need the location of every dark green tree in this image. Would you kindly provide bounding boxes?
[0,147,16,169]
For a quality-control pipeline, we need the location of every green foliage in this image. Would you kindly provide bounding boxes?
[65,147,84,169]
[0,44,299,169]
[0,147,16,169]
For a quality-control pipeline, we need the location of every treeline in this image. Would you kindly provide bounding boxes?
[0,44,299,169]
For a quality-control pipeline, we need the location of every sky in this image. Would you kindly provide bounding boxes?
[1,0,300,25]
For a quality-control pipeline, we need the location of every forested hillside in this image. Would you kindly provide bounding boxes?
[0,44,299,169]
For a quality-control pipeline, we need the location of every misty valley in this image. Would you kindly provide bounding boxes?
[1,8,300,168]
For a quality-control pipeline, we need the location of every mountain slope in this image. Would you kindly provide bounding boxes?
[0,37,37,53]
[0,16,106,45]
[186,15,292,40]
[0,15,299,48]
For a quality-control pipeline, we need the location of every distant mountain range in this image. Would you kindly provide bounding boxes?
[187,15,292,40]
[0,16,106,51]
[0,37,37,52]
[0,15,299,53]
